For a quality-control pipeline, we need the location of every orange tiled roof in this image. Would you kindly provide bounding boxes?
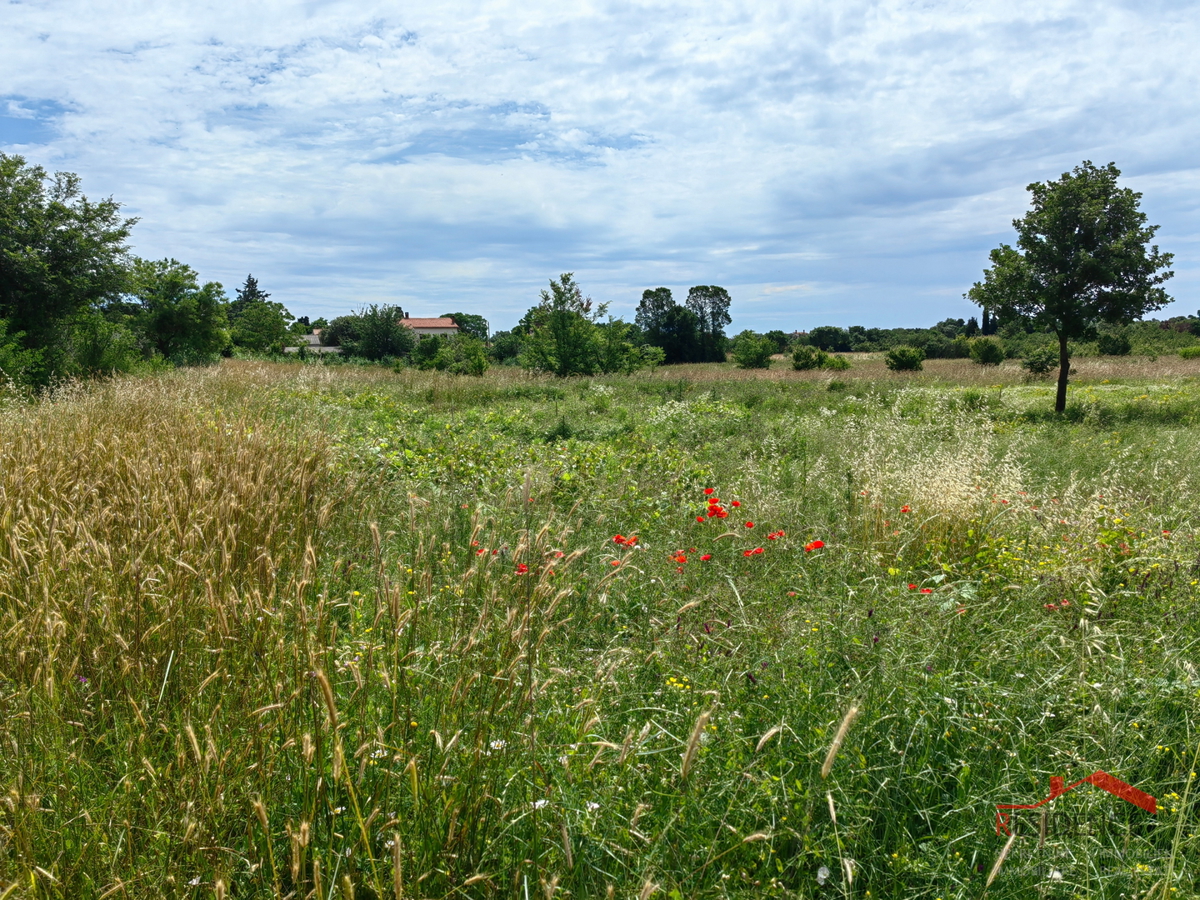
[401,317,458,328]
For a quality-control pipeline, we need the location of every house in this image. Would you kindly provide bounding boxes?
[400,314,459,338]
[284,329,342,354]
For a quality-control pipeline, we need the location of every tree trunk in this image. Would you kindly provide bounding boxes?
[1055,331,1070,413]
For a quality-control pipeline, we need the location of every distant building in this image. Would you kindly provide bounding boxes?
[400,314,459,338]
[284,330,341,354]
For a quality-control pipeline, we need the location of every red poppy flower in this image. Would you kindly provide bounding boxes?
[744,521,754,529]
[716,510,728,519]
[907,583,917,590]
[696,516,705,523]
[626,536,638,546]
[920,588,933,594]
[613,534,626,545]
[804,540,825,552]
[900,505,911,513]
[610,559,621,567]
[554,551,565,558]
[753,547,765,555]
[672,553,687,564]
[704,487,715,495]
[476,548,486,556]
[731,500,740,507]
[700,554,712,561]
[515,563,529,574]
[1044,603,1056,610]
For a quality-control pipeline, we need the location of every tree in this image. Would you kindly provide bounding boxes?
[654,305,702,364]
[230,274,270,317]
[969,161,1173,412]
[324,305,414,360]
[635,287,675,333]
[764,330,790,354]
[441,312,488,342]
[808,326,852,352]
[0,154,137,381]
[231,301,291,352]
[685,285,732,362]
[520,273,605,376]
[635,287,704,364]
[225,274,294,352]
[129,258,229,363]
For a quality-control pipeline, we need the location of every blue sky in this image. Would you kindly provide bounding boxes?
[3,0,1198,332]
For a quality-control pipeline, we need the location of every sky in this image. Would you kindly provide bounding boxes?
[3,0,1199,332]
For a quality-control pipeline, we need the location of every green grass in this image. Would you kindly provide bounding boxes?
[1,359,1198,899]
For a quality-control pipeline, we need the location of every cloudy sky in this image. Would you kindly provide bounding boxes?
[3,0,1198,331]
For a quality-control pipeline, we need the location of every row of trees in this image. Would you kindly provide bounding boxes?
[479,277,735,375]
[0,154,299,385]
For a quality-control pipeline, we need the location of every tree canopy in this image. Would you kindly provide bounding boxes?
[441,311,489,341]
[685,285,732,362]
[968,161,1173,411]
[0,154,137,381]
[129,258,229,363]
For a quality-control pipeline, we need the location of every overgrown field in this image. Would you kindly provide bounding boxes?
[2,359,1199,899]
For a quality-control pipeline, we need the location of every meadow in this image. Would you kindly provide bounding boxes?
[1,357,1199,899]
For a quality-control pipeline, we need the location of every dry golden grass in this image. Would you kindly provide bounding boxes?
[661,354,1200,386]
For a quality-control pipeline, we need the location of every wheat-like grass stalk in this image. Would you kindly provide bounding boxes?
[821,704,860,779]
[681,709,712,780]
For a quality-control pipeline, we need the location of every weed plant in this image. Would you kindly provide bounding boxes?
[0,360,1198,898]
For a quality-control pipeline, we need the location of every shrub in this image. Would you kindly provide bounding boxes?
[792,345,851,371]
[1179,346,1200,360]
[732,331,774,369]
[885,346,925,371]
[792,345,828,370]
[1097,330,1132,356]
[1021,346,1058,376]
[413,335,445,370]
[969,337,1005,366]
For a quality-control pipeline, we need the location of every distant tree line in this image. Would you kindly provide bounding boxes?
[485,280,733,374]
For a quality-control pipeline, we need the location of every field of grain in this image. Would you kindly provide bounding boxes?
[1,359,1198,899]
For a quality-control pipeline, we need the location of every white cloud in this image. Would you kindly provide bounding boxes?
[2,0,1198,328]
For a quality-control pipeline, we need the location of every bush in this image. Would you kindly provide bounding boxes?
[885,346,925,371]
[1179,346,1200,360]
[792,346,851,371]
[969,337,1005,366]
[1021,346,1058,376]
[413,334,490,375]
[1097,330,1132,356]
[791,345,827,370]
[732,331,774,369]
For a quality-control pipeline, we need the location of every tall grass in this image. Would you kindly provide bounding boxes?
[0,361,1197,898]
